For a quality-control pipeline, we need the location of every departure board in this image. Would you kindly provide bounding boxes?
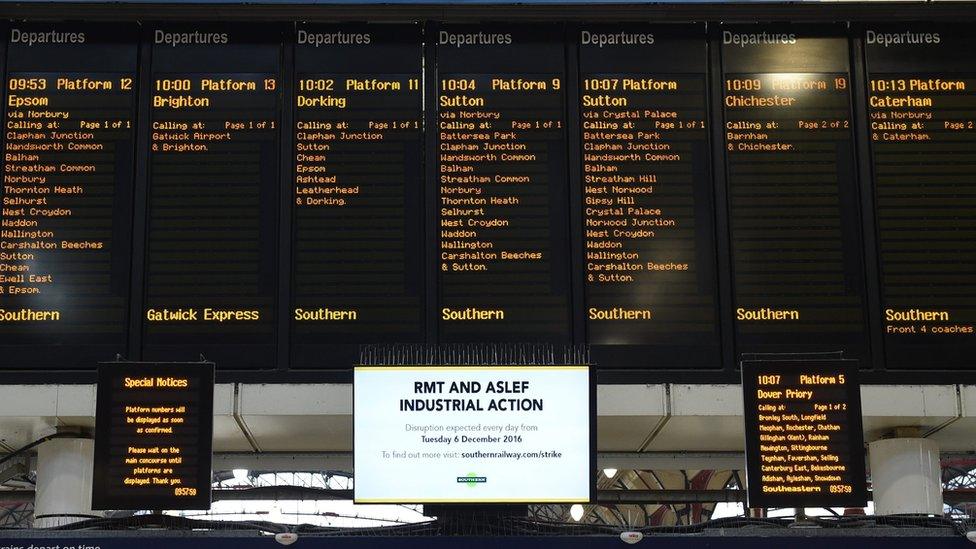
[93,361,214,510]
[142,26,281,368]
[864,25,976,369]
[721,26,870,361]
[3,21,974,378]
[579,25,720,369]
[742,359,867,508]
[291,24,424,368]
[435,25,572,343]
[0,24,136,369]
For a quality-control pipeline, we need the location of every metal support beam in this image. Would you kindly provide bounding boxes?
[597,489,744,504]
[598,452,743,471]
[0,461,26,484]
[1,487,746,504]
[2,3,976,24]
[211,451,746,472]
[0,487,745,504]
[215,486,354,501]
[209,487,748,504]
[0,490,32,502]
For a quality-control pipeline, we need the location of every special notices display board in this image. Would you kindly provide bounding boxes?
[864,25,976,369]
[291,24,424,368]
[0,24,136,369]
[721,25,870,362]
[741,359,867,508]
[142,25,282,368]
[354,364,594,503]
[435,25,573,344]
[93,362,214,510]
[579,24,721,370]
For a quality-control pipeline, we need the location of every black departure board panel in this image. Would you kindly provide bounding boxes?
[291,24,424,368]
[721,26,870,361]
[0,24,136,369]
[742,359,867,508]
[435,25,572,343]
[142,26,281,367]
[6,21,976,379]
[93,361,214,510]
[864,25,976,369]
[579,25,720,369]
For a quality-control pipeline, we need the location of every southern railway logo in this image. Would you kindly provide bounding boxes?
[457,473,487,487]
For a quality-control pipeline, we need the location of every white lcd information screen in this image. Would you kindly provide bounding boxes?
[354,365,593,504]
